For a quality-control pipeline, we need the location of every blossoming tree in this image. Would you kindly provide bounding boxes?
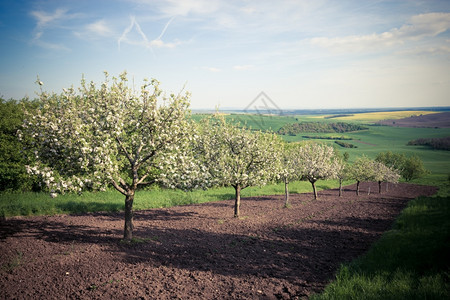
[280,142,303,207]
[201,116,282,217]
[297,142,339,200]
[348,156,376,195]
[23,72,195,240]
[334,153,350,197]
[349,156,400,195]
[372,160,400,193]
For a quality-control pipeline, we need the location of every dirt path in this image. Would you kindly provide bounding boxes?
[353,140,377,146]
[0,182,436,299]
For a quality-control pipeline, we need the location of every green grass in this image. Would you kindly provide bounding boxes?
[192,113,320,132]
[311,175,450,300]
[0,179,344,218]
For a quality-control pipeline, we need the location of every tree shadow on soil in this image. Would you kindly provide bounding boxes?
[0,212,388,290]
[0,217,120,243]
[110,224,379,288]
[1,182,438,297]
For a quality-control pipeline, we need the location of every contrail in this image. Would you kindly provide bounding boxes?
[118,16,136,51]
[118,16,176,51]
[157,16,175,41]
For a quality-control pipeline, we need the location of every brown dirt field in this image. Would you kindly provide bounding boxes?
[376,111,450,128]
[0,182,437,299]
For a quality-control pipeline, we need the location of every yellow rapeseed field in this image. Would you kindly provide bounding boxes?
[320,111,439,122]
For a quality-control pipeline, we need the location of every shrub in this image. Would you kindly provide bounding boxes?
[0,99,39,191]
[376,151,429,182]
[407,137,450,151]
[334,141,357,148]
[277,122,367,135]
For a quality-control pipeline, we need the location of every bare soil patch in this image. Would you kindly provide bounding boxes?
[376,111,450,128]
[0,182,436,299]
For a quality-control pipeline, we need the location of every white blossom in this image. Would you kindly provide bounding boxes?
[23,71,194,239]
[297,142,340,199]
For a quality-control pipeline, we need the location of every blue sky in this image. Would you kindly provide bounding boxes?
[1,0,449,109]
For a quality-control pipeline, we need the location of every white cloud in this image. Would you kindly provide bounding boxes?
[157,0,222,17]
[311,12,450,53]
[406,13,450,39]
[31,8,68,28]
[30,8,69,40]
[29,7,82,50]
[86,20,113,37]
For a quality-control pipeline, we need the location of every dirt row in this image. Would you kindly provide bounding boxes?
[0,182,437,299]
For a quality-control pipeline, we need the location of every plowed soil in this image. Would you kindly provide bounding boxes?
[0,182,437,299]
[376,111,450,128]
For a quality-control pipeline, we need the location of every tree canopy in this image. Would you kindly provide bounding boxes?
[376,151,428,181]
[23,72,194,239]
[297,143,340,199]
[200,116,282,217]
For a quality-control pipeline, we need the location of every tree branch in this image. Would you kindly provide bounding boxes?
[110,178,128,196]
[136,149,156,170]
[137,173,150,185]
[115,136,134,166]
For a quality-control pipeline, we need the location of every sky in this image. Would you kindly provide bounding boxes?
[0,0,449,110]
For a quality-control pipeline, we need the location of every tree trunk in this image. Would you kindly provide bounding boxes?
[378,181,382,193]
[311,180,318,200]
[339,178,343,197]
[356,181,360,196]
[367,186,371,195]
[124,192,135,240]
[234,184,241,218]
[284,179,290,207]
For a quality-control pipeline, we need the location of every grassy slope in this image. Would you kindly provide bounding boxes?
[311,175,450,300]
[0,179,347,218]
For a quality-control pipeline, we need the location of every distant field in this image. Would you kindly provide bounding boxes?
[192,112,450,175]
[285,126,450,174]
[192,113,305,131]
[317,111,439,122]
[377,111,450,128]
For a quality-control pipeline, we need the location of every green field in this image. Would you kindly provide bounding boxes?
[311,174,450,300]
[296,126,450,174]
[198,113,450,175]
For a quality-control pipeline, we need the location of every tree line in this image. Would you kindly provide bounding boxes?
[1,73,429,240]
[408,137,450,151]
[277,122,367,135]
